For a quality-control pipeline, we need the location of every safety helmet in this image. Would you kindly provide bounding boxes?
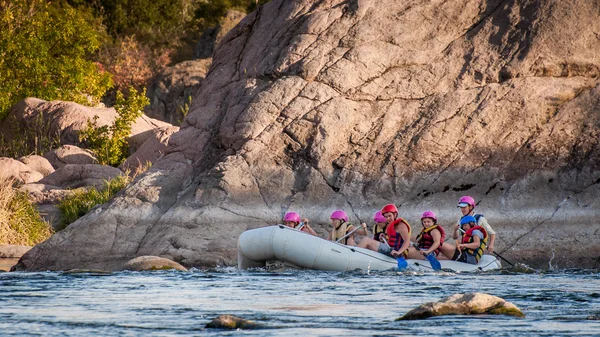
[330,210,349,223]
[283,212,301,224]
[421,210,437,222]
[381,204,398,215]
[373,211,386,223]
[457,196,476,208]
[460,215,477,226]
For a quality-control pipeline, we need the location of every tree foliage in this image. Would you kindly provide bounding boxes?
[79,87,149,166]
[0,0,112,120]
[195,0,271,29]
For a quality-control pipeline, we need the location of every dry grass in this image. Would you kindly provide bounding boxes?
[0,178,53,245]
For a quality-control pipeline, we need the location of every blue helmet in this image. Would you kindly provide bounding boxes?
[460,215,477,226]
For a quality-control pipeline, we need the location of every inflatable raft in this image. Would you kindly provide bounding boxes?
[237,225,501,272]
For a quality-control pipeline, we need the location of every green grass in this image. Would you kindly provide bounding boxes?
[57,175,131,229]
[0,179,53,246]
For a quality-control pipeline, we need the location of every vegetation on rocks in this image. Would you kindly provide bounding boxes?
[0,179,53,246]
[79,87,149,166]
[57,175,131,229]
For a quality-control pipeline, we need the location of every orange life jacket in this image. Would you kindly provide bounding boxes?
[462,226,488,262]
[385,218,411,256]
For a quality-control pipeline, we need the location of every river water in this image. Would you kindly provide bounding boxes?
[1,267,599,336]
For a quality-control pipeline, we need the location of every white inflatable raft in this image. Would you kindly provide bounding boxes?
[237,225,501,272]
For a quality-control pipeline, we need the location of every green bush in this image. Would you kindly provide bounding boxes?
[195,0,271,29]
[57,175,131,229]
[0,0,113,120]
[0,179,53,246]
[79,87,149,166]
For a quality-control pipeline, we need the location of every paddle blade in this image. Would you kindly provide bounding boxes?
[426,253,442,271]
[397,257,408,270]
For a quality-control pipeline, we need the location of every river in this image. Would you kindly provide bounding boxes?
[0,267,599,336]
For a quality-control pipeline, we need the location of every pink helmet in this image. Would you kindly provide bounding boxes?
[373,211,386,223]
[421,210,437,222]
[283,212,301,223]
[458,196,476,208]
[330,210,349,222]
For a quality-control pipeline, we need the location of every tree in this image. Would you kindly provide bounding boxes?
[0,0,112,120]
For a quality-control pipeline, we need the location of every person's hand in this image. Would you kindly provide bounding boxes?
[391,250,400,257]
[302,218,309,224]
[420,249,428,256]
[457,244,464,250]
[361,222,367,229]
[487,245,494,253]
[453,224,459,232]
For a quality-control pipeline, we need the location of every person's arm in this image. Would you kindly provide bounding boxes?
[423,229,442,255]
[479,217,496,252]
[487,234,496,253]
[356,223,368,236]
[452,221,460,240]
[458,235,480,250]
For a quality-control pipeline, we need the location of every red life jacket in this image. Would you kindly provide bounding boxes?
[416,224,446,255]
[462,226,488,262]
[385,218,411,254]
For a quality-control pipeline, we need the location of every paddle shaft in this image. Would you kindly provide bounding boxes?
[335,225,362,243]
[493,251,515,267]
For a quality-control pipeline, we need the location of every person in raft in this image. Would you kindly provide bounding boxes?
[283,212,317,236]
[356,204,411,258]
[440,215,488,264]
[371,211,388,243]
[406,210,446,260]
[327,210,367,245]
[454,195,497,253]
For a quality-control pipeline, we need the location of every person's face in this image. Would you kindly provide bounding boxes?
[376,221,386,227]
[284,221,297,228]
[462,222,474,231]
[422,218,435,228]
[383,212,396,223]
[459,205,470,216]
[331,219,342,229]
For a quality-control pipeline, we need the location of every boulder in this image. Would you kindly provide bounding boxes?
[120,126,179,173]
[0,245,32,258]
[0,98,173,153]
[195,10,247,59]
[18,155,55,177]
[12,0,600,271]
[39,164,123,190]
[122,256,188,271]
[0,157,44,184]
[43,145,97,169]
[205,314,262,329]
[145,60,211,125]
[398,293,525,320]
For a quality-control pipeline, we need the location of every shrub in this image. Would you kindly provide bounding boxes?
[0,179,53,246]
[79,86,149,166]
[0,0,113,120]
[0,113,62,158]
[57,175,131,229]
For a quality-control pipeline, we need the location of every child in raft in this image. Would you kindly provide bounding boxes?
[283,212,317,236]
[355,204,411,258]
[327,210,367,245]
[439,215,488,265]
[371,211,388,243]
[406,211,446,260]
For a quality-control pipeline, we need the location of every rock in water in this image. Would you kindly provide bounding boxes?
[122,256,188,271]
[399,292,525,320]
[205,314,262,329]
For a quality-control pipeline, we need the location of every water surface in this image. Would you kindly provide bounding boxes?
[1,268,599,336]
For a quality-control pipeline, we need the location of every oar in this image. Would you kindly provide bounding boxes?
[412,242,441,271]
[335,225,363,243]
[296,222,305,231]
[380,237,407,270]
[493,251,515,267]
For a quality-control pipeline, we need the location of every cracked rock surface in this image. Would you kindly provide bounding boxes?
[15,0,600,271]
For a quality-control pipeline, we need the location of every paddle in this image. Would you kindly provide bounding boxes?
[296,222,305,231]
[379,237,407,271]
[335,225,363,243]
[412,242,441,271]
[493,251,515,267]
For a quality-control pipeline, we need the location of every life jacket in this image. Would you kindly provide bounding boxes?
[371,223,388,243]
[331,223,354,245]
[385,218,411,257]
[416,224,446,255]
[461,226,488,262]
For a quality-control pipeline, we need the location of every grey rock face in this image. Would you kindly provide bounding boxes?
[0,157,43,184]
[194,10,247,59]
[18,155,55,177]
[39,164,123,190]
[43,145,98,169]
[15,0,600,271]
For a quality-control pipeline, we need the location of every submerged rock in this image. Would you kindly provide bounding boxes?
[398,292,525,320]
[0,245,32,258]
[122,256,188,271]
[205,314,262,330]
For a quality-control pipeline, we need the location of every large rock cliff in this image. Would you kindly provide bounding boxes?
[15,0,600,271]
